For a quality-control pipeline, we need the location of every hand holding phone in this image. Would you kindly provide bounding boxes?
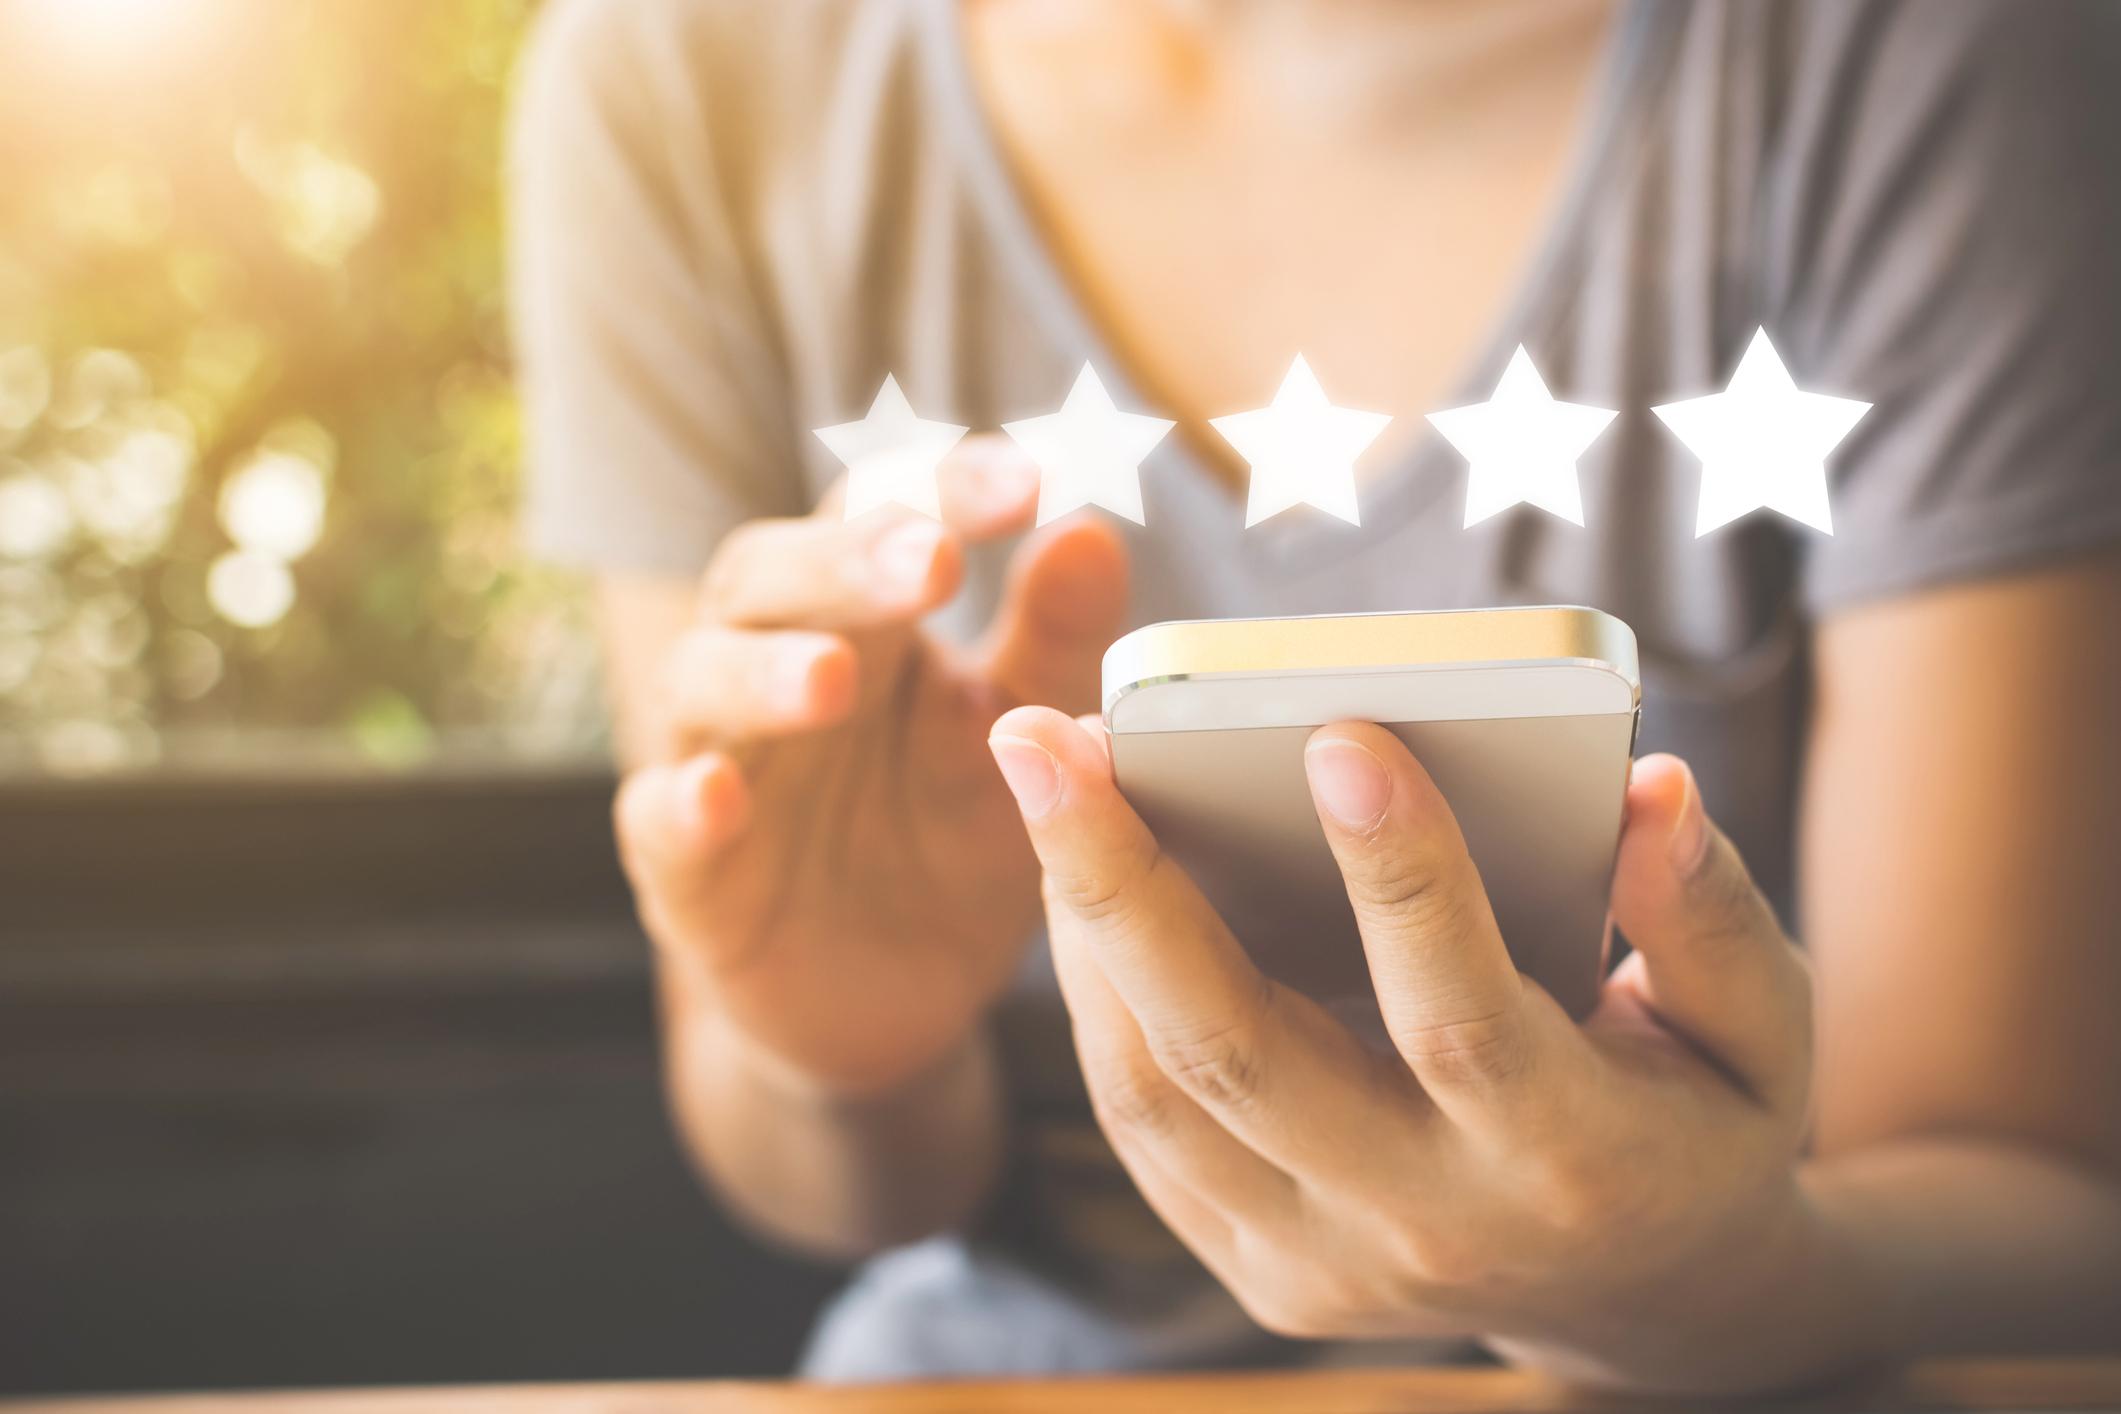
[986,696,1815,1373]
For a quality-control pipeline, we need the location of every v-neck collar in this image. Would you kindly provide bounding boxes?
[914,0,1682,571]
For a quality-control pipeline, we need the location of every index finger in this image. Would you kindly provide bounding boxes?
[1304,722,1557,1117]
[989,706,1422,1183]
[822,432,1042,539]
[706,438,1041,630]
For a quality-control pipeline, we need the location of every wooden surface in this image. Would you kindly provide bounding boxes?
[12,1362,2121,1414]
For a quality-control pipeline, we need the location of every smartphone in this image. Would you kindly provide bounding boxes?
[1102,606,1640,1020]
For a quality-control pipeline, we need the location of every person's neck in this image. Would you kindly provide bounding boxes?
[970,0,1617,134]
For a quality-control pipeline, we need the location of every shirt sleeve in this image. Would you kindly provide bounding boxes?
[506,0,801,573]
[1768,0,2121,614]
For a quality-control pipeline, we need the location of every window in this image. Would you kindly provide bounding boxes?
[0,0,603,777]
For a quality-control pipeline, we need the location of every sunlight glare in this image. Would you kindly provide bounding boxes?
[21,0,215,65]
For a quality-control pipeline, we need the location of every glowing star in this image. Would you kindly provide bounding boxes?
[1427,347,1615,529]
[1651,329,1870,537]
[1002,364,1174,527]
[1211,356,1391,529]
[815,375,968,521]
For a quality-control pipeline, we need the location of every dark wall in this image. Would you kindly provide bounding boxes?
[0,772,844,1396]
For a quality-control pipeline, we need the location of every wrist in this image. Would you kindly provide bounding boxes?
[676,1001,1008,1260]
[1495,1175,1899,1397]
[711,1008,1001,1118]
[652,938,999,1104]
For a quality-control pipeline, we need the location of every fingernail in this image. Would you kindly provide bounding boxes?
[1669,764,1710,876]
[973,450,1038,515]
[988,734,1061,819]
[872,519,944,594]
[1305,738,1391,831]
[770,646,820,714]
[676,756,719,837]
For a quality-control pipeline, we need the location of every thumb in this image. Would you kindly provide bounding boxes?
[1607,754,1811,1112]
[981,518,1130,712]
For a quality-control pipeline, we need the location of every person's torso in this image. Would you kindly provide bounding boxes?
[695,0,1830,1370]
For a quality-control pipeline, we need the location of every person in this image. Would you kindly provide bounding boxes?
[507,0,2121,1392]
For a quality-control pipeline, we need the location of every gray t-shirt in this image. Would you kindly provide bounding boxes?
[509,0,2121,1379]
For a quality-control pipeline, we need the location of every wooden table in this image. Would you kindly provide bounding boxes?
[12,1362,2121,1414]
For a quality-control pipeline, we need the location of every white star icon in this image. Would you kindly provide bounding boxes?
[1002,364,1174,527]
[1652,329,1870,537]
[1210,355,1392,529]
[814,375,968,522]
[1427,346,1615,529]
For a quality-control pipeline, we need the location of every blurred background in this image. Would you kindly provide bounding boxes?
[0,0,588,770]
[0,0,840,1393]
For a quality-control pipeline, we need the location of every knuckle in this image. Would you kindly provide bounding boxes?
[1349,845,1437,908]
[1150,1020,1264,1112]
[1146,978,1276,1111]
[1043,838,1161,928]
[1353,849,1475,937]
[1044,867,1127,923]
[1087,1054,1179,1139]
[1389,1219,1486,1290]
[1395,1005,1528,1087]
[1688,840,1774,942]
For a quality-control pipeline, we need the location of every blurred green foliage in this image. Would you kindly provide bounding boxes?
[0,0,602,774]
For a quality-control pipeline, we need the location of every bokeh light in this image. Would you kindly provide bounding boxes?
[206,548,296,629]
[0,347,53,433]
[218,449,328,560]
[234,130,382,267]
[0,0,602,773]
[0,473,75,560]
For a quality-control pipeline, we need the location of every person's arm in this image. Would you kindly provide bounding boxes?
[1497,556,2121,1388]
[1521,553,2121,1389]
[1741,1,2121,1365]
[652,942,1005,1263]
[508,0,1130,1262]
[1796,552,2121,1352]
[1494,554,2121,1388]
[599,574,1006,1262]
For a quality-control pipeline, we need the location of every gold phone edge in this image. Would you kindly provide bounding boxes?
[1101,605,1642,725]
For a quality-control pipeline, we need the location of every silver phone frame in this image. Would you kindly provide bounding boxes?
[1100,606,1641,1021]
